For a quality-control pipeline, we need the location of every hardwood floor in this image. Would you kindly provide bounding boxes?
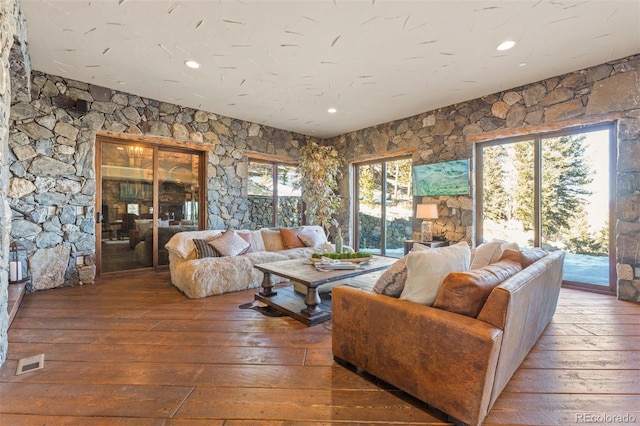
[1,272,638,425]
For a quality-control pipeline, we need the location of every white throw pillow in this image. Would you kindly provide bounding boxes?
[209,229,250,257]
[412,243,431,252]
[470,239,519,269]
[298,228,327,248]
[399,241,471,306]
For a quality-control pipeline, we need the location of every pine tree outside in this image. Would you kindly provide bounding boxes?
[480,127,612,287]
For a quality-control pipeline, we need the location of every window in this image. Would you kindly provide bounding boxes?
[476,124,615,292]
[248,160,301,229]
[354,157,413,258]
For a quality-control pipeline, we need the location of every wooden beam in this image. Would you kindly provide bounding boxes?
[349,147,417,164]
[466,113,623,144]
[96,131,214,152]
[245,150,298,165]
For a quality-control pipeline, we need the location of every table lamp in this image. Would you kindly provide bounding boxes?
[416,204,438,242]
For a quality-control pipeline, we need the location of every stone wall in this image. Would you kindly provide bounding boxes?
[248,195,301,229]
[332,55,640,303]
[8,71,314,291]
[1,0,30,368]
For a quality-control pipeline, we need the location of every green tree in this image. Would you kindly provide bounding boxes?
[512,135,593,241]
[512,141,535,231]
[482,145,509,222]
[541,135,593,241]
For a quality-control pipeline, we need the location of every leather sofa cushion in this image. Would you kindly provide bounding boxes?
[434,259,522,318]
[280,227,306,249]
[499,248,548,268]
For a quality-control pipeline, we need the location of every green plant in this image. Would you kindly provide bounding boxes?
[297,141,342,230]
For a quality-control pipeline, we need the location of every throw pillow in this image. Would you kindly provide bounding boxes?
[235,230,264,252]
[261,229,285,252]
[470,239,519,270]
[280,227,306,249]
[209,229,250,257]
[399,241,471,306]
[499,248,548,268]
[433,259,522,318]
[298,228,327,248]
[373,256,408,297]
[192,239,219,259]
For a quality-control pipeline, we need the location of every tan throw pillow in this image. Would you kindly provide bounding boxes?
[280,227,306,249]
[433,259,522,318]
[297,228,327,248]
[499,248,548,268]
[261,229,285,252]
[373,256,408,297]
[209,229,250,257]
[399,241,471,306]
[470,239,518,269]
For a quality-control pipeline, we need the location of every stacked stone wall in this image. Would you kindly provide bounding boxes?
[8,71,314,291]
[248,195,301,229]
[1,0,30,368]
[332,55,640,303]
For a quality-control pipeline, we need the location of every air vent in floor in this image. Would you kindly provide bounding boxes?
[16,353,45,375]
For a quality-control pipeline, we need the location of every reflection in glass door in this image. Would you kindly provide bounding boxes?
[477,125,614,291]
[98,140,201,274]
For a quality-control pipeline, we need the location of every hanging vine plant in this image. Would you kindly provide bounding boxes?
[297,141,342,231]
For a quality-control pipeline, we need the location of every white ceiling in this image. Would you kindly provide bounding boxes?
[20,0,640,138]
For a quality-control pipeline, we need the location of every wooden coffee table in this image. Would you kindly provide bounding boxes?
[254,256,396,326]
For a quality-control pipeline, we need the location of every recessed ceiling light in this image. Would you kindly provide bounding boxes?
[518,62,528,68]
[328,107,337,114]
[185,60,200,69]
[496,40,516,51]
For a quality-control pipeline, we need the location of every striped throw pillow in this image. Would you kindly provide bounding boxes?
[192,239,219,259]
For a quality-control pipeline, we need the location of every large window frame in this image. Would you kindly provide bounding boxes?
[475,122,617,294]
[247,155,302,229]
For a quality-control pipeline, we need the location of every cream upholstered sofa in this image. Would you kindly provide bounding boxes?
[165,226,332,298]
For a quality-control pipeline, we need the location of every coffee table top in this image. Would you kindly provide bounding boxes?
[254,255,397,288]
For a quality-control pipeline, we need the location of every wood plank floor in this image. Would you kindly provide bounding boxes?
[0,272,638,425]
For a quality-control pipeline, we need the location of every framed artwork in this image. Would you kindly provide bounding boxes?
[412,159,470,196]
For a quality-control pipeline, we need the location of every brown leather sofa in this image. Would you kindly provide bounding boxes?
[332,249,565,426]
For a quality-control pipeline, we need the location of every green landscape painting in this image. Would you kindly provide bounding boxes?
[413,159,470,196]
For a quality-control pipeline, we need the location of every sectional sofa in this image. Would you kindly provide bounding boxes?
[165,225,333,298]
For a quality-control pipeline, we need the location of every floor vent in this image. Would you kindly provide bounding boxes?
[16,354,45,375]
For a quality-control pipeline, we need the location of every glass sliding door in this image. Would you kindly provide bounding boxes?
[541,129,612,287]
[477,124,615,291]
[99,142,154,273]
[356,157,413,258]
[479,140,536,247]
[98,139,202,274]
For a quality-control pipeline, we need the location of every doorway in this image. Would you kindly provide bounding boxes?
[354,157,413,258]
[476,124,616,292]
[96,137,204,274]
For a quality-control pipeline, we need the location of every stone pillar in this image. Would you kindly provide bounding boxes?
[1,0,30,367]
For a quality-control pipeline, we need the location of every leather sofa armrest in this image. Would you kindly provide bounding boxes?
[332,286,503,426]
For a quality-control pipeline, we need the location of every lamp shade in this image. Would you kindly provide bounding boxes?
[416,204,438,219]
